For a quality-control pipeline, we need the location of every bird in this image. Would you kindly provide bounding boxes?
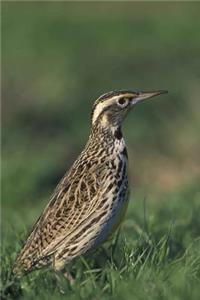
[12,89,167,281]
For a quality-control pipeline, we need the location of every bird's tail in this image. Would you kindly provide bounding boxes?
[12,252,53,278]
[12,255,31,278]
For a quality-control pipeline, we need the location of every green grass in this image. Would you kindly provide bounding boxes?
[1,184,200,300]
[2,2,200,299]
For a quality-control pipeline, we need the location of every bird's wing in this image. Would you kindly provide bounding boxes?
[13,158,113,273]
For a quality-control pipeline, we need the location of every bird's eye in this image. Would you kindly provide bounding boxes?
[117,98,129,108]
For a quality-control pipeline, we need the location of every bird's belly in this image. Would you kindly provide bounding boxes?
[90,184,129,249]
[107,196,129,238]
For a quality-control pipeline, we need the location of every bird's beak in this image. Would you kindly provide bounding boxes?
[131,90,168,105]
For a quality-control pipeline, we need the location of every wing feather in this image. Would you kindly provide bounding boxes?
[13,158,112,273]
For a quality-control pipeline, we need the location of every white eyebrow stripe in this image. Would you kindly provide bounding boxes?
[92,97,118,125]
[92,101,109,125]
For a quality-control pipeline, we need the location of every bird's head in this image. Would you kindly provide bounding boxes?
[91,90,168,129]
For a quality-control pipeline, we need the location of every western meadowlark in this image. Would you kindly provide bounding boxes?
[12,89,167,279]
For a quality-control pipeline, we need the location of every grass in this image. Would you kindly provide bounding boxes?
[1,184,200,300]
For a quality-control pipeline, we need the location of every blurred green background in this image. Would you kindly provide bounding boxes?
[2,2,200,299]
